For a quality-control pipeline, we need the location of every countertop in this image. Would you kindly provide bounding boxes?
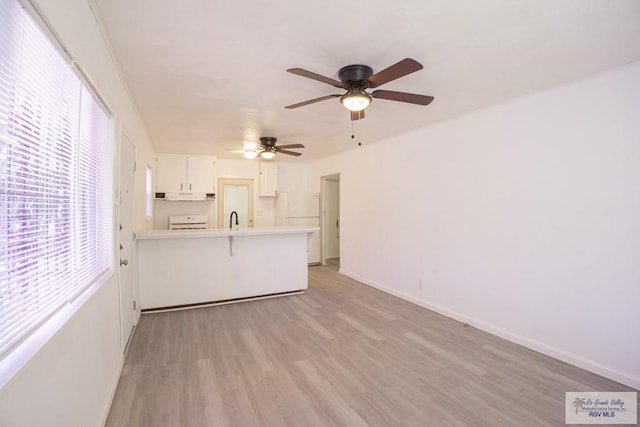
[135,225,319,240]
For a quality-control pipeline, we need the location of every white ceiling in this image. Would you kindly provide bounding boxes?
[93,0,640,162]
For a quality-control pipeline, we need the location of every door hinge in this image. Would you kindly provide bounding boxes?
[133,161,137,172]
[133,300,136,311]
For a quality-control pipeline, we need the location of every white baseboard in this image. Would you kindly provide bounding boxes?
[341,270,640,391]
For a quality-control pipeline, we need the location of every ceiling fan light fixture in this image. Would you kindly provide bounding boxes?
[243,149,258,159]
[260,150,275,159]
[340,90,372,112]
[243,141,258,151]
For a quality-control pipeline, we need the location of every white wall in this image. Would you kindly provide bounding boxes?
[277,162,309,193]
[0,0,156,425]
[309,62,640,389]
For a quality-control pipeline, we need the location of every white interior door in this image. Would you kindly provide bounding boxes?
[217,178,254,228]
[118,134,136,352]
[225,185,248,226]
[325,179,340,258]
[321,174,340,265]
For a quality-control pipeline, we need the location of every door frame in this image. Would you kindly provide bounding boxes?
[320,173,340,266]
[217,178,255,228]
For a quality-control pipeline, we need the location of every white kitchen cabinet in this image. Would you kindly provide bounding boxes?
[187,156,216,193]
[156,154,185,193]
[258,162,278,197]
[156,154,216,194]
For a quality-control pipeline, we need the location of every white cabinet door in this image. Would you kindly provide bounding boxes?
[187,155,216,193]
[156,154,186,193]
[156,154,216,194]
[258,162,278,197]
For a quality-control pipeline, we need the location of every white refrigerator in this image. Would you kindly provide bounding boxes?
[275,191,321,265]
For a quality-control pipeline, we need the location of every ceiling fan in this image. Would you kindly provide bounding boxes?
[285,58,434,120]
[230,137,305,159]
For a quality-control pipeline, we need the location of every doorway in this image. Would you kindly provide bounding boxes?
[217,178,254,228]
[321,173,340,269]
[118,133,136,353]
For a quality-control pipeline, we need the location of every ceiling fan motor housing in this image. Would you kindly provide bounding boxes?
[259,137,277,148]
[338,64,373,88]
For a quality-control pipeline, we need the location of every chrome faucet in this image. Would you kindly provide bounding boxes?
[229,211,239,229]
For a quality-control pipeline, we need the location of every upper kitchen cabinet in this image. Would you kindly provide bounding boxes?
[156,154,217,194]
[258,162,278,197]
[186,156,217,193]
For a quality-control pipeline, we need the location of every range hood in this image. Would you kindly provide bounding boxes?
[155,192,214,201]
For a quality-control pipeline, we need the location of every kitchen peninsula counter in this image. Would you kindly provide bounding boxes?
[136,226,318,311]
[136,225,318,240]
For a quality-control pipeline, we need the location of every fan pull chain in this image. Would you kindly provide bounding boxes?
[350,118,362,146]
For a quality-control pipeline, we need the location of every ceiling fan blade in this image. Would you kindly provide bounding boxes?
[371,90,434,106]
[275,144,305,149]
[366,58,423,88]
[350,110,364,121]
[287,68,345,88]
[275,149,302,157]
[285,94,340,109]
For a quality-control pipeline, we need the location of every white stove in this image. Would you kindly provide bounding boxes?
[169,215,208,230]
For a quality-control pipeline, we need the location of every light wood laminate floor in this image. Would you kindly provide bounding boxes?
[106,265,637,426]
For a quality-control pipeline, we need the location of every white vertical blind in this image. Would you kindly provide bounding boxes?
[0,0,113,359]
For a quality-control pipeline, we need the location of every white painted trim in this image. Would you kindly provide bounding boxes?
[341,269,640,391]
[319,176,327,266]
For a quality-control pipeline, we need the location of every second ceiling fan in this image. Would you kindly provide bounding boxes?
[238,137,304,159]
[285,58,434,120]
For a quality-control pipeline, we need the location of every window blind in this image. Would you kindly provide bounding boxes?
[0,0,113,359]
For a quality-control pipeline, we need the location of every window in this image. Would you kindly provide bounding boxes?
[0,0,113,363]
